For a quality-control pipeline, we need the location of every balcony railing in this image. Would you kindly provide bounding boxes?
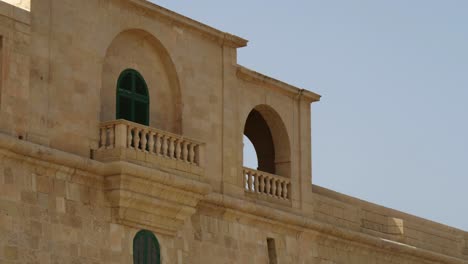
[243,167,290,201]
[98,119,204,168]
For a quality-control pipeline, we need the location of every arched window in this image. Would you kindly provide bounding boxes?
[116,69,149,125]
[133,230,160,264]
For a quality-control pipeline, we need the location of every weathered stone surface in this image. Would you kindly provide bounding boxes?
[0,0,466,263]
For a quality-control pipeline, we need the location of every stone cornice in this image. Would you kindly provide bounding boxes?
[236,66,321,103]
[128,0,248,48]
[203,193,468,264]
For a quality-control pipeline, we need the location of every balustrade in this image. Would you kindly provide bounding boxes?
[99,119,204,167]
[243,167,290,200]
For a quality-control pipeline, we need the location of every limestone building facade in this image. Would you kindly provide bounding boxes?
[0,0,467,263]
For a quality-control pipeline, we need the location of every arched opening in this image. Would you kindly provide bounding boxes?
[243,105,291,177]
[116,69,149,125]
[133,230,160,264]
[101,29,182,133]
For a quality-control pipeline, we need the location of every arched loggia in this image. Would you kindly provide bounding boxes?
[243,105,291,178]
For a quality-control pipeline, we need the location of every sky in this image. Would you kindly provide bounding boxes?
[151,0,468,231]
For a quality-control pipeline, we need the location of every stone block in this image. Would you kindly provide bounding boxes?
[20,190,37,204]
[36,175,52,193]
[3,245,18,260]
[56,197,66,213]
[53,179,66,197]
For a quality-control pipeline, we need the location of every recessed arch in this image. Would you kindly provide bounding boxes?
[243,104,291,177]
[101,28,182,133]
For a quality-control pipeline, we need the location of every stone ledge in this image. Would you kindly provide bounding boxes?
[312,184,467,256]
[0,132,212,235]
[236,65,321,102]
[95,147,204,180]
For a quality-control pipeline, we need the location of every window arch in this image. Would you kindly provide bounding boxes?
[133,230,160,264]
[116,69,149,126]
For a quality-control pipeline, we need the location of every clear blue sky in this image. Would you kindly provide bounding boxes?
[152,0,468,231]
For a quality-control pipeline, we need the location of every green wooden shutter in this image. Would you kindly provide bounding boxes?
[116,69,150,126]
[133,230,161,264]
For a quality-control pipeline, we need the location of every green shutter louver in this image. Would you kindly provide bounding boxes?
[116,69,150,126]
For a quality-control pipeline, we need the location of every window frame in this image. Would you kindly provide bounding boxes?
[116,69,150,126]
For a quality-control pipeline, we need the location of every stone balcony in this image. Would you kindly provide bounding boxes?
[243,167,291,206]
[94,119,209,235]
[96,119,205,179]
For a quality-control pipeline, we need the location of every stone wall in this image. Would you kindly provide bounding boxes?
[1,140,464,264]
[0,136,466,263]
[0,0,466,263]
[0,1,30,139]
[311,185,468,260]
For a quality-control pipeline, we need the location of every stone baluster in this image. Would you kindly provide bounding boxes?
[254,172,259,192]
[175,140,182,160]
[259,175,265,193]
[162,136,169,157]
[182,141,189,162]
[244,171,249,190]
[169,137,176,159]
[133,128,140,150]
[248,171,253,191]
[148,132,155,153]
[100,127,107,149]
[127,126,133,148]
[277,181,283,199]
[189,143,195,164]
[140,130,147,152]
[266,176,272,195]
[283,182,289,200]
[107,125,114,149]
[155,134,162,155]
[271,178,277,197]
